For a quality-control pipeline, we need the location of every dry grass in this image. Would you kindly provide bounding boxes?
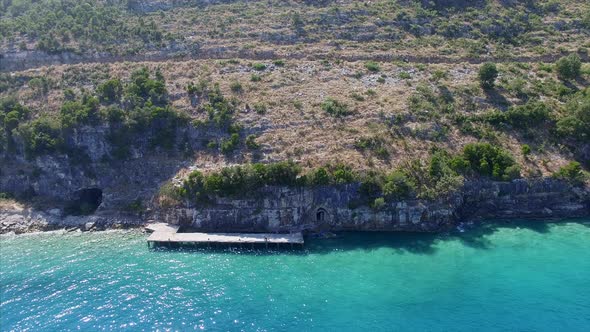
[2,56,587,177]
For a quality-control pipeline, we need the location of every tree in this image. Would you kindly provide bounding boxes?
[97,79,123,104]
[309,167,330,185]
[4,111,20,131]
[556,89,590,141]
[555,54,581,80]
[478,62,498,89]
[382,171,414,199]
[28,77,49,97]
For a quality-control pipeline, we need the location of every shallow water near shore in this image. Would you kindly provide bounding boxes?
[2,219,590,331]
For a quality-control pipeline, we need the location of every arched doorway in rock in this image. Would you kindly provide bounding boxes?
[316,208,328,222]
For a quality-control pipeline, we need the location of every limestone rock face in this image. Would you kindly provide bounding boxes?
[154,179,589,233]
[0,123,224,209]
[0,119,588,234]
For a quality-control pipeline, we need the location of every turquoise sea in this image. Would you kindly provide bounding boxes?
[1,219,590,331]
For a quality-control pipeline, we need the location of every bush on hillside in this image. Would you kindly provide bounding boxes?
[555,54,581,80]
[478,62,498,89]
[97,79,123,104]
[553,161,585,186]
[59,96,100,128]
[382,171,415,199]
[556,89,590,141]
[503,100,551,129]
[19,117,64,156]
[459,143,520,181]
[177,161,302,200]
[321,98,351,117]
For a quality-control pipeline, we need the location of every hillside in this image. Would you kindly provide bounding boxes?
[0,0,589,213]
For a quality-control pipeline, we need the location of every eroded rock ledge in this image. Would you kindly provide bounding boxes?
[154,178,589,233]
[4,177,586,234]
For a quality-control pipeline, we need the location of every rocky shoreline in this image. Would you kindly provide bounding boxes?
[0,207,145,235]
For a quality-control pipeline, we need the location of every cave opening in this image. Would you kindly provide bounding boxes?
[65,188,103,215]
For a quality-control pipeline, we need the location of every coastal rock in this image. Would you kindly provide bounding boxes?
[82,222,96,232]
[153,178,589,233]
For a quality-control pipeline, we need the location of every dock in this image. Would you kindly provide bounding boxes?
[146,223,304,249]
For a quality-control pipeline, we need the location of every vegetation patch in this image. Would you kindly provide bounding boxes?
[321,98,351,117]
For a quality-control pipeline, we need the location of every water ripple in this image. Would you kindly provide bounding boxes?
[1,223,590,331]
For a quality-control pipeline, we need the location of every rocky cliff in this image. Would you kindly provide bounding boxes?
[1,126,588,234]
[1,174,588,234]
[1,123,224,209]
[153,178,589,233]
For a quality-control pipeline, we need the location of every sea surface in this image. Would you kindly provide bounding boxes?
[1,219,590,331]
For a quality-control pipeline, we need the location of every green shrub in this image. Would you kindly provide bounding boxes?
[521,144,531,156]
[431,69,448,81]
[321,98,351,117]
[556,88,590,141]
[504,101,551,128]
[125,199,144,213]
[382,171,414,199]
[399,72,411,79]
[97,79,123,104]
[365,61,381,72]
[0,192,13,200]
[331,164,356,184]
[20,117,63,156]
[308,167,331,186]
[538,63,553,73]
[124,67,168,108]
[230,81,243,93]
[28,77,49,97]
[250,74,262,82]
[4,111,20,131]
[459,143,520,181]
[186,80,208,96]
[408,84,454,119]
[478,62,498,89]
[101,106,125,124]
[253,103,267,114]
[203,84,236,128]
[583,10,590,29]
[1,99,30,132]
[553,161,585,185]
[350,92,365,101]
[1,0,166,54]
[221,133,240,154]
[245,135,259,149]
[179,161,303,198]
[372,197,386,210]
[207,140,218,149]
[354,136,389,159]
[59,97,100,128]
[273,60,285,67]
[555,54,581,80]
[252,63,267,71]
[63,88,76,101]
[147,106,187,149]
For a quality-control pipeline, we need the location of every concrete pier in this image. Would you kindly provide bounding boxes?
[146,223,304,249]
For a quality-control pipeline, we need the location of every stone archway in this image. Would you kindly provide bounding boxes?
[316,208,328,222]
